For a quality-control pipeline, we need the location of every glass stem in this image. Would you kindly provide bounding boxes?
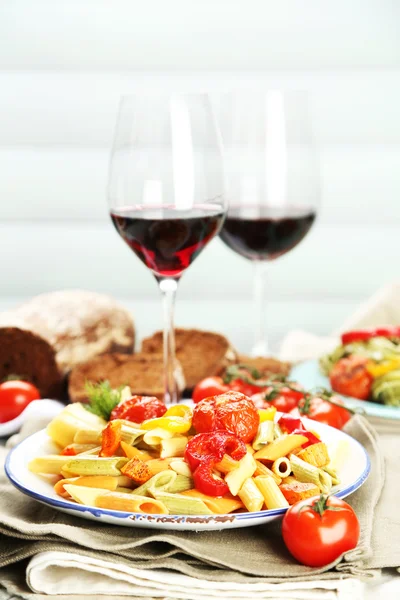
[158,278,180,405]
[252,261,270,357]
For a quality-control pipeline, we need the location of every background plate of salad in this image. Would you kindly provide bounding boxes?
[291,326,400,421]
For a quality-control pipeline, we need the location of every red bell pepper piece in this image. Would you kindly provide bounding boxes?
[193,460,229,496]
[277,414,319,448]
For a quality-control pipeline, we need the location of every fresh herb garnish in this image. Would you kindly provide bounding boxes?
[84,380,122,421]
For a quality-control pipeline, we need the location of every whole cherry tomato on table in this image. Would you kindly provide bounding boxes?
[0,380,41,423]
[192,377,229,404]
[329,356,373,400]
[110,395,167,423]
[192,391,260,443]
[282,494,360,567]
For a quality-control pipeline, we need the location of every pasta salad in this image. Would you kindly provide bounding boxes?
[29,388,348,516]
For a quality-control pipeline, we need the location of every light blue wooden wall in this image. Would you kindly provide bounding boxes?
[1,0,399,352]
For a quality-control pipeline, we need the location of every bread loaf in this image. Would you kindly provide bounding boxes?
[69,352,185,403]
[237,355,291,378]
[0,291,135,398]
[141,328,237,390]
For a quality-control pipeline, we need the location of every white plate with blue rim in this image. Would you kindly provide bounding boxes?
[5,415,370,531]
[291,359,400,421]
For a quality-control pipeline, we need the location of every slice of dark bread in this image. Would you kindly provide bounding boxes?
[237,355,291,378]
[141,328,237,390]
[68,352,185,403]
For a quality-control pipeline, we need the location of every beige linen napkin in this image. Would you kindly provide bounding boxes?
[0,414,392,600]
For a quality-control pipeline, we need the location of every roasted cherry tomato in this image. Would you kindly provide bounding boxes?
[292,395,351,430]
[192,460,229,496]
[0,380,41,423]
[341,326,400,345]
[184,430,246,472]
[192,377,229,404]
[192,391,260,443]
[329,356,373,400]
[110,395,167,423]
[282,494,360,567]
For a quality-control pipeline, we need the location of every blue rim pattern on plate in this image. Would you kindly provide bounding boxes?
[4,425,371,526]
[290,359,400,421]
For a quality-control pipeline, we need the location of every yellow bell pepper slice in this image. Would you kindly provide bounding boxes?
[141,405,193,434]
[366,358,400,378]
[258,406,277,423]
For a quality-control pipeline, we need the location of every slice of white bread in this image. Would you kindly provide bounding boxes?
[68,352,185,403]
[141,328,237,390]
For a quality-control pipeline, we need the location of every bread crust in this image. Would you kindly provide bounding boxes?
[141,328,237,390]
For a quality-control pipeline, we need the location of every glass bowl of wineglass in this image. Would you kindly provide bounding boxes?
[108,94,226,404]
[217,90,319,356]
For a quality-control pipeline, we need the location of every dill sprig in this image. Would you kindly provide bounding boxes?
[84,380,122,421]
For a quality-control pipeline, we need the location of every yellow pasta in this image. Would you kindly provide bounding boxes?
[214,454,240,473]
[181,489,244,514]
[271,457,291,478]
[225,452,257,496]
[143,428,174,447]
[253,460,282,484]
[120,441,153,461]
[254,476,289,509]
[254,434,308,461]
[160,436,188,458]
[238,478,264,512]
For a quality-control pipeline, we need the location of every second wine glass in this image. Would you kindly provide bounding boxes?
[217,91,320,356]
[108,94,226,404]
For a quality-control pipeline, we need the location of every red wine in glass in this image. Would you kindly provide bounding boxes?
[219,206,316,261]
[111,204,225,278]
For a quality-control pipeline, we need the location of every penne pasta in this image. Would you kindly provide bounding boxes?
[120,441,153,461]
[97,492,169,514]
[254,476,289,509]
[160,436,188,459]
[73,430,102,445]
[252,421,274,451]
[238,478,264,512]
[168,474,193,494]
[143,428,174,447]
[150,490,213,515]
[181,489,244,514]
[253,460,282,484]
[62,456,128,477]
[214,454,240,473]
[254,434,308,462]
[133,470,177,497]
[169,458,192,477]
[271,457,291,478]
[225,452,257,496]
[289,454,332,493]
[29,455,75,475]
[146,458,175,476]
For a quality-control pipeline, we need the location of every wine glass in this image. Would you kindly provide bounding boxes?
[217,90,319,356]
[108,94,226,405]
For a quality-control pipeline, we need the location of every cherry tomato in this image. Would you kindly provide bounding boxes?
[292,395,351,430]
[329,356,373,400]
[110,395,167,423]
[265,386,304,412]
[0,380,41,423]
[251,393,273,410]
[228,378,265,396]
[282,494,360,567]
[341,327,400,345]
[193,460,229,496]
[192,377,229,404]
[184,430,246,471]
[192,391,260,443]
